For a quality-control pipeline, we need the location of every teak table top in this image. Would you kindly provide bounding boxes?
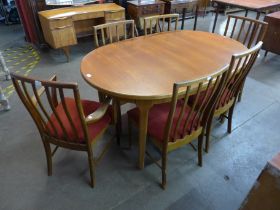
[81,31,247,100]
[212,0,280,10]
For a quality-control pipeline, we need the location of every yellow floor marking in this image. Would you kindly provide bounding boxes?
[1,45,41,98]
[6,85,14,90]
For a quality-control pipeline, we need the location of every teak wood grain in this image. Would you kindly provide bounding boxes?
[81,31,247,100]
[213,0,280,10]
[39,3,124,19]
[38,3,125,61]
[81,30,247,169]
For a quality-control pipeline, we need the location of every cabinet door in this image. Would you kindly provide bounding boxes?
[263,17,280,55]
[51,26,77,49]
[104,10,125,37]
[105,10,125,23]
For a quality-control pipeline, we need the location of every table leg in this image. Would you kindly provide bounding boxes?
[212,3,220,33]
[113,98,122,145]
[136,101,153,169]
[98,91,106,102]
[181,8,186,30]
[245,10,248,17]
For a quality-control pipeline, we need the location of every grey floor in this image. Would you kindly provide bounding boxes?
[0,11,280,210]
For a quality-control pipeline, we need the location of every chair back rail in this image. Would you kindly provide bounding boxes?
[224,15,268,48]
[144,14,179,35]
[94,19,137,47]
[217,41,263,109]
[11,73,89,145]
[164,65,229,144]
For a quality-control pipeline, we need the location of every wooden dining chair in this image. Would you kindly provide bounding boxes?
[204,42,263,153]
[144,14,179,35]
[223,15,267,101]
[93,19,138,47]
[94,19,138,143]
[11,73,114,188]
[127,65,229,188]
[223,15,268,48]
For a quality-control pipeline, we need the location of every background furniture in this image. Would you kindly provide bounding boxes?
[38,3,125,61]
[0,51,10,80]
[143,13,179,35]
[212,0,280,33]
[45,0,100,6]
[127,0,165,30]
[162,0,197,29]
[239,152,280,210]
[0,52,11,109]
[11,73,113,188]
[0,85,10,111]
[80,30,247,169]
[263,11,280,56]
[127,65,228,188]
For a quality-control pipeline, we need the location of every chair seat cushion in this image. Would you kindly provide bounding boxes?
[46,98,112,143]
[127,101,198,142]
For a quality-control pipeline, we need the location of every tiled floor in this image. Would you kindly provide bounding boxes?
[0,11,279,210]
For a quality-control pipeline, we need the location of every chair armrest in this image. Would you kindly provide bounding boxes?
[85,96,112,124]
[31,75,57,106]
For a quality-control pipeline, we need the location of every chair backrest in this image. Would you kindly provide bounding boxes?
[223,15,268,48]
[11,73,90,145]
[94,19,137,47]
[144,14,179,35]
[163,65,229,143]
[216,41,263,109]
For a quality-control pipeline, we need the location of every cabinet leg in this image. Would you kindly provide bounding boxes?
[181,8,186,30]
[62,47,70,62]
[193,6,199,31]
[212,4,220,33]
[264,51,268,57]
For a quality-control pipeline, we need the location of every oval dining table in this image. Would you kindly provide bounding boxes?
[80,30,247,169]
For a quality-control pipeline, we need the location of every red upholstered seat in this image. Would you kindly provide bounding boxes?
[128,101,199,142]
[46,98,112,143]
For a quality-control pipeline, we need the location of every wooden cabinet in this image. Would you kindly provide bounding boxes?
[163,0,197,14]
[38,3,125,61]
[263,11,280,55]
[127,0,165,29]
[50,23,77,49]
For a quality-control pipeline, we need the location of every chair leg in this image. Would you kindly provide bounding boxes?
[43,141,52,176]
[128,116,132,149]
[161,151,167,189]
[238,82,245,102]
[205,121,212,153]
[87,151,95,188]
[227,105,235,134]
[198,134,203,167]
[116,121,121,146]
